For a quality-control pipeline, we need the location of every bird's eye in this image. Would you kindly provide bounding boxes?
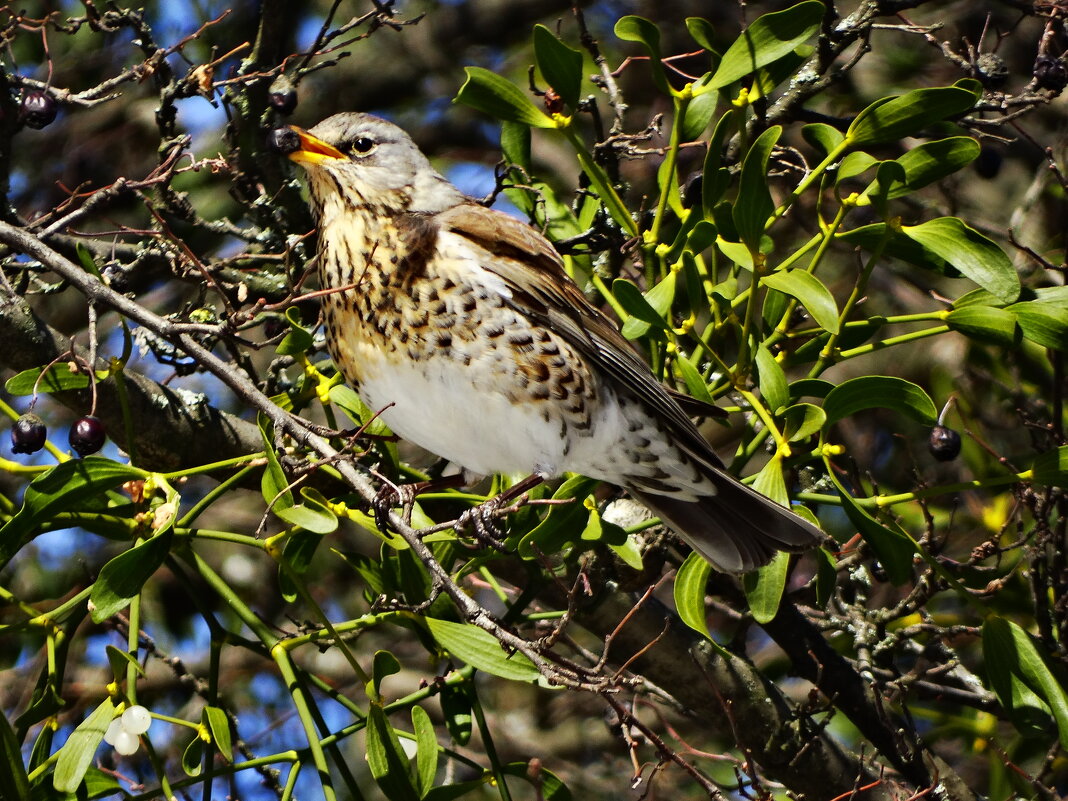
[350,137,376,155]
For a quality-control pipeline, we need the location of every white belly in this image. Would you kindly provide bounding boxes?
[358,353,624,479]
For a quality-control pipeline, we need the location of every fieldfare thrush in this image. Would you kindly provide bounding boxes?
[272,112,823,573]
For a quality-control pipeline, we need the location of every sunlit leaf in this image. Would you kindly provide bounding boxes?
[425,617,549,686]
[412,705,438,796]
[90,532,172,622]
[900,217,1019,304]
[366,704,421,801]
[763,269,840,333]
[846,86,977,146]
[734,126,781,251]
[823,376,938,427]
[983,616,1068,746]
[533,25,583,109]
[614,16,669,93]
[0,710,29,801]
[204,706,233,762]
[54,698,115,792]
[0,457,146,570]
[456,67,554,128]
[754,345,788,414]
[674,551,713,640]
[1032,446,1068,486]
[707,1,824,90]
[743,551,788,624]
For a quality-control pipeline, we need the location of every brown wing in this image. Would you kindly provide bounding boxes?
[435,202,719,458]
[437,202,824,569]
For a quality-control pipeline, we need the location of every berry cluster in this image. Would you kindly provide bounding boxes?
[103,705,153,756]
[9,413,107,457]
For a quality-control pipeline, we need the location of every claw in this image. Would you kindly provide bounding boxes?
[454,497,512,551]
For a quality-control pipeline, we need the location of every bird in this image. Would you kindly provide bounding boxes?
[269,112,824,573]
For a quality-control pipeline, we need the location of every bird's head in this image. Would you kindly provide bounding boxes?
[270,112,463,214]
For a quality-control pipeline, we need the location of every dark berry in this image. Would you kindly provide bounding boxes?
[928,425,962,461]
[20,91,58,129]
[1034,56,1068,92]
[974,146,1002,179]
[10,413,46,454]
[268,126,300,155]
[268,76,298,115]
[262,315,287,339]
[69,415,106,457]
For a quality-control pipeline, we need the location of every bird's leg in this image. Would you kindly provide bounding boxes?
[372,473,468,531]
[454,473,546,551]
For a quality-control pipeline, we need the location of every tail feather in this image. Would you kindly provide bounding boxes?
[628,469,823,573]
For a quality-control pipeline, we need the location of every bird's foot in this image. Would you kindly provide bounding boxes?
[372,474,469,532]
[454,497,512,551]
[451,473,547,552]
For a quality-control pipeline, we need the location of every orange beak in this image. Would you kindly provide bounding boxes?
[284,126,346,166]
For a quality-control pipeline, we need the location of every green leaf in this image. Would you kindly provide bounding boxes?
[456,67,554,128]
[674,551,713,640]
[707,1,824,91]
[614,16,669,93]
[275,496,338,534]
[329,383,395,440]
[900,217,1019,304]
[90,532,172,622]
[0,710,29,801]
[763,269,840,333]
[814,547,837,608]
[672,357,716,406]
[366,704,421,801]
[802,122,844,157]
[681,75,719,140]
[5,362,94,395]
[204,706,233,762]
[823,376,938,427]
[425,618,548,686]
[789,378,835,400]
[105,645,144,684]
[259,415,293,512]
[53,698,115,793]
[617,273,676,339]
[881,137,979,198]
[685,17,717,52]
[836,151,878,183]
[734,125,781,250]
[439,683,473,745]
[983,616,1068,746]
[0,457,146,571]
[782,402,826,442]
[1008,301,1068,351]
[846,86,977,146]
[501,761,574,801]
[182,733,204,776]
[533,25,583,109]
[749,45,813,102]
[946,305,1020,347]
[831,476,916,585]
[275,307,314,356]
[701,113,735,213]
[412,705,438,796]
[369,650,402,699]
[743,551,788,623]
[754,345,788,414]
[518,475,598,558]
[1032,446,1068,486]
